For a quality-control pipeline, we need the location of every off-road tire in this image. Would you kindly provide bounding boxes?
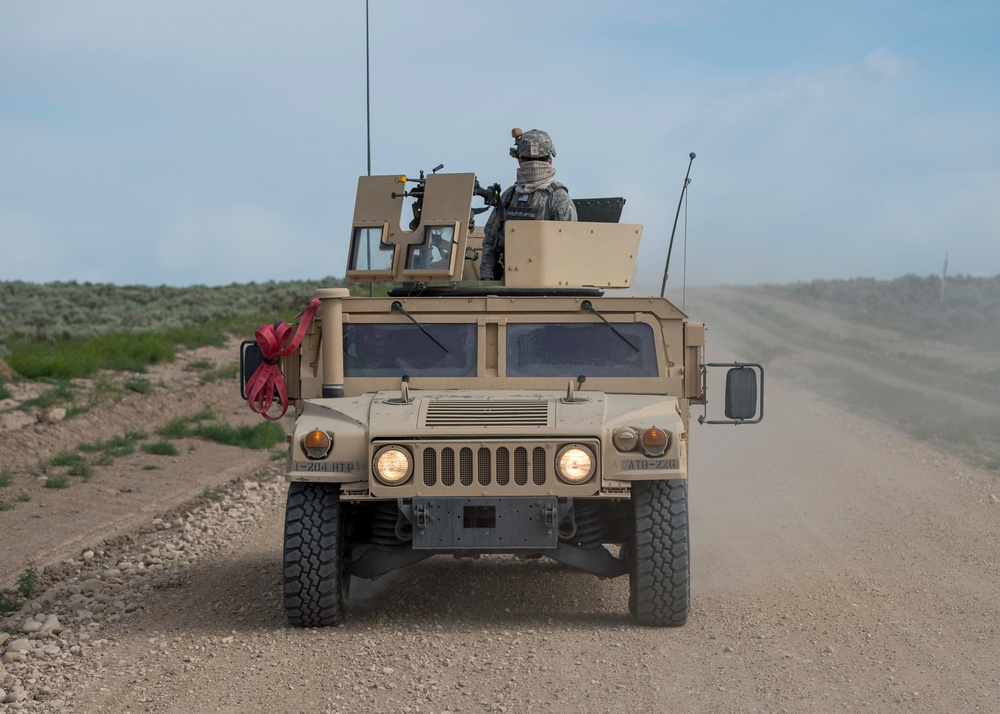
[283,482,347,627]
[628,479,690,626]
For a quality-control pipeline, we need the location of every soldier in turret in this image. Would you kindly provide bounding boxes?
[479,128,577,280]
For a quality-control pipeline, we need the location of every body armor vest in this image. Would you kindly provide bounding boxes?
[501,182,567,227]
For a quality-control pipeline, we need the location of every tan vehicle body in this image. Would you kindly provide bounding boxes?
[248,170,759,628]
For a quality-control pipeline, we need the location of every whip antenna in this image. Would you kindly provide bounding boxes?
[659,152,696,298]
[365,0,372,177]
[366,0,373,296]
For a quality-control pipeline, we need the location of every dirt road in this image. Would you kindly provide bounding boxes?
[3,303,1000,712]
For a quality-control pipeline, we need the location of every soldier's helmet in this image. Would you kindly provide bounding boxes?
[510,128,556,160]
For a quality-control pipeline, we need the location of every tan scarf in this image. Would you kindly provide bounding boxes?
[515,161,556,194]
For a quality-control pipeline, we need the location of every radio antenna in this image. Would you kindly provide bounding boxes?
[659,152,696,298]
[366,0,373,297]
[365,0,372,177]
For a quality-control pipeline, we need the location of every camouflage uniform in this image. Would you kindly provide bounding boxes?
[480,129,578,280]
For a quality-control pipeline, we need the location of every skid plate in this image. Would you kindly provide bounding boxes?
[411,497,559,550]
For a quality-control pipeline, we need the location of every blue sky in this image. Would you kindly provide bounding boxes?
[2,1,998,291]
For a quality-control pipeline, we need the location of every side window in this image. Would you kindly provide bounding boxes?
[506,323,658,377]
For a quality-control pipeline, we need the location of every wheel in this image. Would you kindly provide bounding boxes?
[283,482,348,627]
[628,479,690,626]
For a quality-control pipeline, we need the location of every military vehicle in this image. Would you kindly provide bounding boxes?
[241,162,763,628]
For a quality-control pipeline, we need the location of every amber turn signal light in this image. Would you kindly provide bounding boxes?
[641,427,669,457]
[301,429,332,459]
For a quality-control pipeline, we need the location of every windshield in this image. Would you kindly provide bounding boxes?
[506,323,659,377]
[344,323,477,377]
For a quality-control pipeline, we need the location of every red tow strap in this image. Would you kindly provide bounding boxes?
[246,297,321,421]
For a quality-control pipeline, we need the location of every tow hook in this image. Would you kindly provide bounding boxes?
[543,502,557,533]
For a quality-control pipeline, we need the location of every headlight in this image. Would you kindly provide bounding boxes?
[301,429,332,459]
[641,427,670,457]
[556,445,595,484]
[373,446,413,485]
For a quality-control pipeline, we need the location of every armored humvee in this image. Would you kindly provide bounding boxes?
[241,167,762,627]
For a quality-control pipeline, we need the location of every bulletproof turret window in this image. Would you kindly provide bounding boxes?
[349,226,395,271]
[406,225,456,271]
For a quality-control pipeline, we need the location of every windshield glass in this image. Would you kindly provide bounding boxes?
[506,322,659,377]
[344,323,477,377]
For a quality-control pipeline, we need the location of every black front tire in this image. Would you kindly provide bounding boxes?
[628,479,690,626]
[283,482,348,627]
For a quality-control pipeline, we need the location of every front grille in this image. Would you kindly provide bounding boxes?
[422,400,552,428]
[419,443,561,489]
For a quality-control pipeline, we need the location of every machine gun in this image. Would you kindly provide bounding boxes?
[393,164,500,232]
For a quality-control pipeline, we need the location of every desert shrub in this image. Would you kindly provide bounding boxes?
[142,441,179,456]
[17,563,39,599]
[0,277,342,380]
[17,381,77,411]
[190,422,285,450]
[157,410,283,450]
[0,278,343,342]
[124,377,151,394]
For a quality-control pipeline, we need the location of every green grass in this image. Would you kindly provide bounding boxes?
[0,590,21,613]
[0,502,13,512]
[48,451,88,469]
[43,476,69,489]
[158,407,217,439]
[157,408,284,450]
[0,469,11,487]
[89,373,123,404]
[0,380,11,400]
[17,381,77,411]
[200,485,228,501]
[45,451,95,481]
[142,465,161,471]
[200,363,239,384]
[77,431,147,458]
[191,422,285,449]
[16,493,30,503]
[158,418,191,440]
[142,441,179,456]
[8,332,174,380]
[3,312,300,381]
[184,360,215,372]
[124,376,152,394]
[68,461,93,480]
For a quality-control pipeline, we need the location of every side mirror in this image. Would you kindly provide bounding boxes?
[698,362,764,425]
[239,340,266,400]
[725,366,758,420]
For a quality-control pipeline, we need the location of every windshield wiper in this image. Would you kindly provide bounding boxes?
[581,300,640,352]
[391,301,450,353]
